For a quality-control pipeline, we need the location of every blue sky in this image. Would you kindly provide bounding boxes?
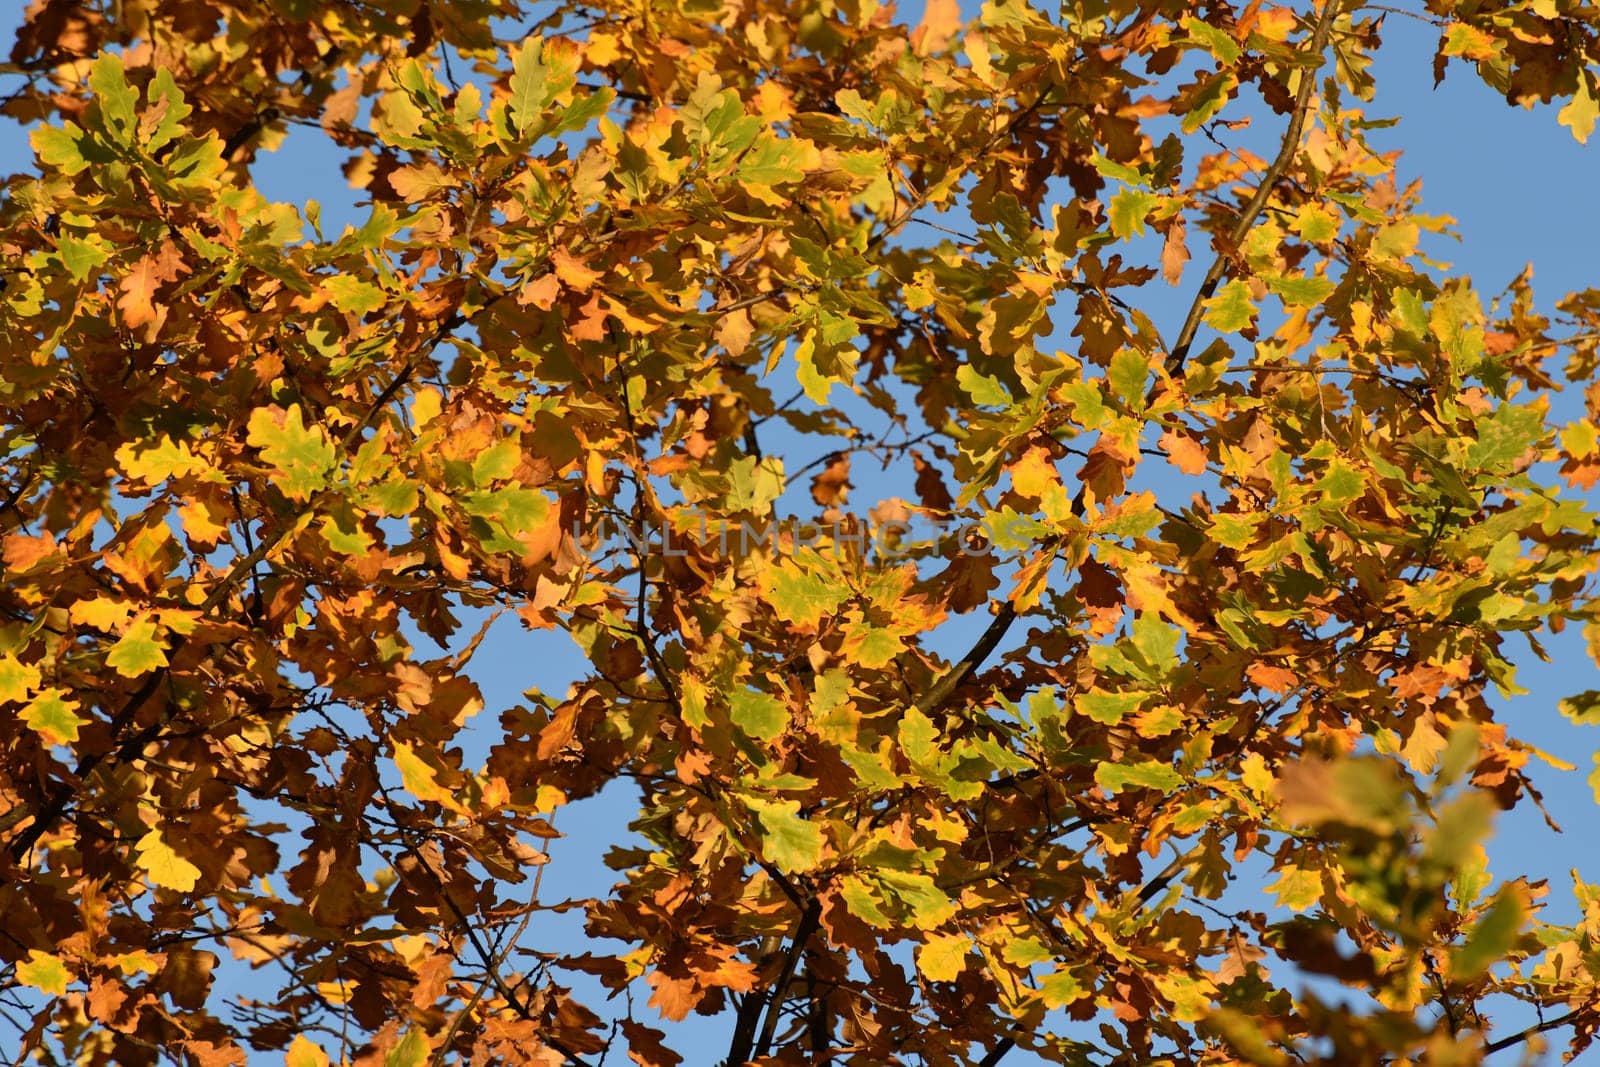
[1,1,1598,1063]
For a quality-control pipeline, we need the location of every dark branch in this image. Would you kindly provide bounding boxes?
[1483,1008,1582,1056]
[1161,0,1341,380]
[751,900,823,1062]
[978,1036,1017,1067]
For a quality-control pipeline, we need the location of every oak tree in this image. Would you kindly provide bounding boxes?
[3,0,1600,1064]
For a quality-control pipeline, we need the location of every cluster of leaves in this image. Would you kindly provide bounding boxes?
[2,0,1600,1065]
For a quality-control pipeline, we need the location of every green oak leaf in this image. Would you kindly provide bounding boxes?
[509,37,578,134]
[1076,690,1144,724]
[1316,458,1366,506]
[1130,615,1180,674]
[749,796,824,873]
[32,123,92,175]
[321,275,387,316]
[1108,348,1150,405]
[1267,864,1323,911]
[956,365,1011,406]
[247,404,338,500]
[1203,279,1256,333]
[1465,402,1546,474]
[731,688,788,741]
[1267,274,1336,308]
[1450,885,1528,979]
[758,561,850,627]
[106,618,168,678]
[89,53,138,144]
[1095,760,1183,793]
[1109,187,1158,239]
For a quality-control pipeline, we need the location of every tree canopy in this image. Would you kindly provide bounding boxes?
[3,0,1600,1064]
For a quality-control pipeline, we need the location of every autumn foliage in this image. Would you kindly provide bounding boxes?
[4,0,1600,1064]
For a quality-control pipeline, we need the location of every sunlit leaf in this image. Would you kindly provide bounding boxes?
[748,797,825,873]
[16,950,71,995]
[134,829,201,892]
[105,618,168,678]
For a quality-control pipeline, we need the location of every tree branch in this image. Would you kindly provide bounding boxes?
[377,787,597,1067]
[914,602,1020,717]
[1483,1008,1582,1056]
[978,1036,1016,1066]
[1162,0,1341,380]
[725,899,822,1065]
[751,900,823,1062]
[1,311,465,868]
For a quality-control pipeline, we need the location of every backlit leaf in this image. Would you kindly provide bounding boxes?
[1096,760,1183,793]
[17,950,71,995]
[393,740,459,809]
[32,123,90,174]
[1203,279,1256,332]
[89,53,138,143]
[1077,690,1144,724]
[731,689,787,741]
[916,932,969,981]
[1559,72,1598,144]
[1267,274,1335,308]
[757,560,850,627]
[22,689,86,745]
[105,618,168,678]
[957,365,1011,406]
[247,404,338,500]
[749,797,824,873]
[1450,884,1529,979]
[385,1030,429,1067]
[1465,402,1546,473]
[1109,188,1157,239]
[508,38,578,133]
[134,829,201,892]
[286,1036,331,1067]
[0,654,40,703]
[1267,863,1323,911]
[1040,969,1086,1008]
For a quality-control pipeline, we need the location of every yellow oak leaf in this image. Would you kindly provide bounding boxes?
[552,249,602,292]
[916,931,969,981]
[69,597,134,631]
[134,829,201,892]
[286,1035,331,1067]
[393,740,465,813]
